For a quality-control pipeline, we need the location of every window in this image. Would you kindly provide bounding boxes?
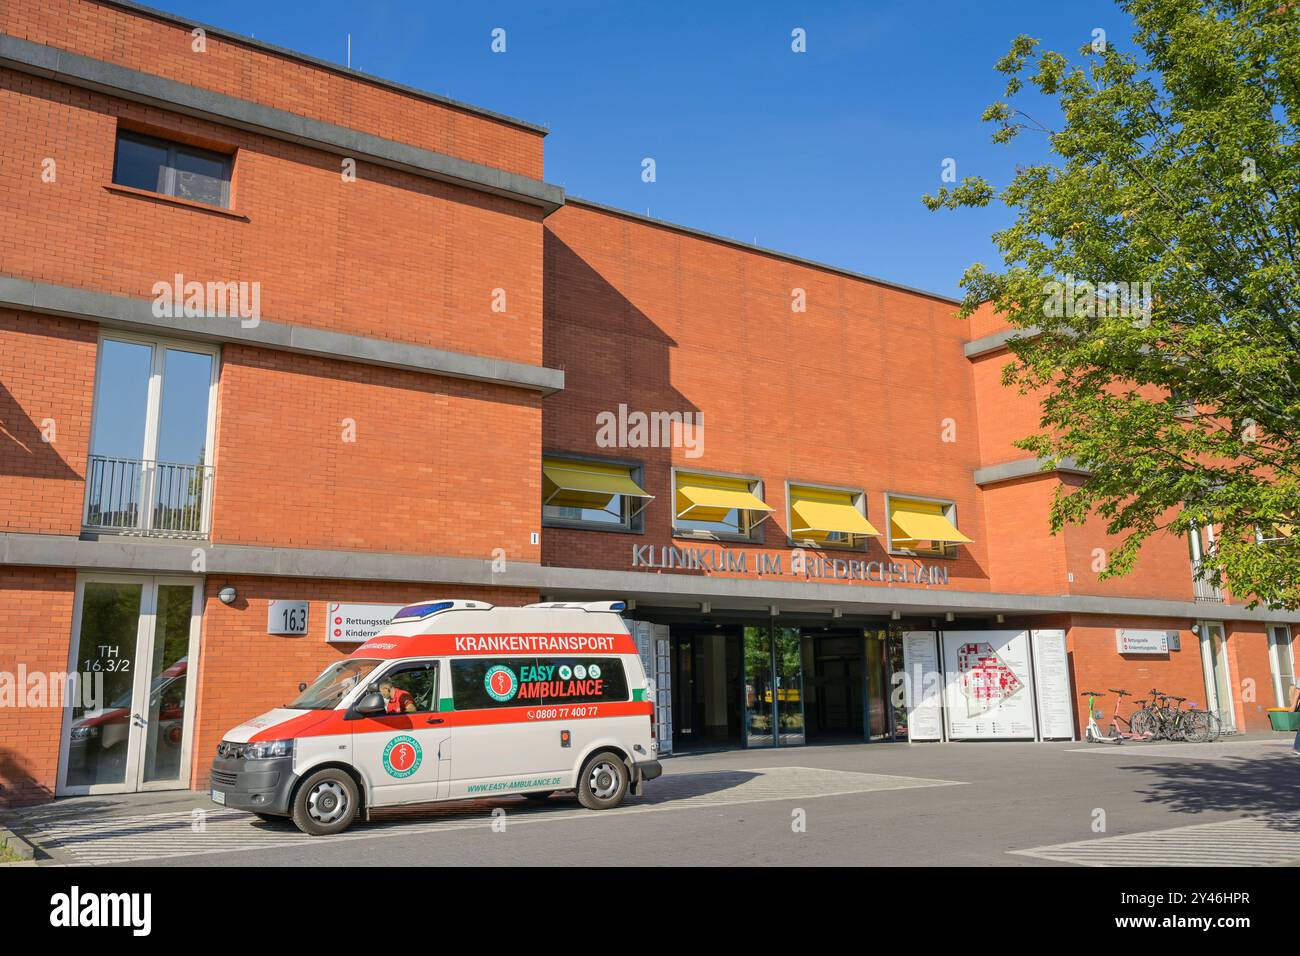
[85,335,219,537]
[450,658,628,709]
[289,660,382,710]
[673,470,773,540]
[1268,626,1297,708]
[886,495,971,557]
[542,456,652,531]
[375,662,439,715]
[786,483,880,549]
[113,130,232,208]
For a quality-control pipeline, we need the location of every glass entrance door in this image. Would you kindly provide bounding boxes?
[742,623,804,748]
[1197,621,1236,733]
[59,576,203,794]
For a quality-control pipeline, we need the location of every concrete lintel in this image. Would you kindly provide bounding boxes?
[974,457,1091,486]
[0,275,565,395]
[534,564,1299,625]
[965,326,1042,359]
[0,533,544,589]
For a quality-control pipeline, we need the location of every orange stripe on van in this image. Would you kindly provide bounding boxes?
[251,700,654,741]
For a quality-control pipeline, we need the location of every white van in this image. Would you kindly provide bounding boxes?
[209,600,661,835]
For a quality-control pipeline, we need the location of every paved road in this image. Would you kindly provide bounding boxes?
[12,736,1299,866]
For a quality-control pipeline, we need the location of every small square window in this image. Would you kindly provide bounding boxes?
[886,495,971,558]
[113,131,232,208]
[673,470,772,541]
[542,457,651,532]
[787,483,879,550]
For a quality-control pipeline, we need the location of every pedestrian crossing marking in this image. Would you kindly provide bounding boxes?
[1010,815,1300,867]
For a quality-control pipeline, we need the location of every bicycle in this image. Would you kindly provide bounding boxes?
[1105,689,1156,741]
[1080,691,1123,743]
[1140,688,1221,742]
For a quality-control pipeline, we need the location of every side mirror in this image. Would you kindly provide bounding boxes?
[354,692,386,715]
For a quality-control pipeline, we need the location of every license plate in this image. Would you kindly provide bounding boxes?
[211,789,226,805]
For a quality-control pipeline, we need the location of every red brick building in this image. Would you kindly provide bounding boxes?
[0,0,1295,803]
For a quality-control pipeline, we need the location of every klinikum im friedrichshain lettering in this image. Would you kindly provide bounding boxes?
[631,544,951,585]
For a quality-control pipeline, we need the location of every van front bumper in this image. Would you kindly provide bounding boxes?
[209,755,297,816]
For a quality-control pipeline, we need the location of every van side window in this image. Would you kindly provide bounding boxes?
[375,662,439,715]
[450,657,629,709]
[451,658,537,709]
[543,659,628,704]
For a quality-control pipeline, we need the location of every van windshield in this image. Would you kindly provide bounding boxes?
[288,659,381,710]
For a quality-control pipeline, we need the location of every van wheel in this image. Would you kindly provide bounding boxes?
[577,752,628,810]
[522,791,554,803]
[291,769,359,836]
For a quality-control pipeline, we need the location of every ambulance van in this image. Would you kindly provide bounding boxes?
[209,600,662,834]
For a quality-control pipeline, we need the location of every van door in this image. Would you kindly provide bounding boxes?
[350,660,449,807]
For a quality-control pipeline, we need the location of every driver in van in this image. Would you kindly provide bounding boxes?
[378,678,416,715]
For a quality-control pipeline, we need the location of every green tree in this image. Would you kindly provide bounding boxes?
[924,0,1300,608]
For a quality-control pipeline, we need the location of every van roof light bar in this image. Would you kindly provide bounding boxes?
[525,600,628,613]
[391,599,494,621]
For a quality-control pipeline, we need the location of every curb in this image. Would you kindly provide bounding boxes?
[0,821,37,862]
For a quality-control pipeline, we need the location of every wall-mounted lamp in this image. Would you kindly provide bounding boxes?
[890,609,901,621]
[832,607,843,619]
[996,614,1005,624]
[218,586,238,606]
[700,602,711,614]
[945,612,955,623]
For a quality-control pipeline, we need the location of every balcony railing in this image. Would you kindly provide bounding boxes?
[1191,560,1224,601]
[84,455,214,538]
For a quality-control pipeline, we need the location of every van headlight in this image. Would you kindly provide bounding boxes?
[242,739,294,759]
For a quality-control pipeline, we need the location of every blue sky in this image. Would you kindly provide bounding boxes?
[153,0,1134,299]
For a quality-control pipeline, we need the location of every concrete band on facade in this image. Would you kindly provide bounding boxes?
[0,533,542,589]
[4,533,1294,625]
[964,326,1042,358]
[972,457,1091,486]
[0,33,565,214]
[0,276,565,395]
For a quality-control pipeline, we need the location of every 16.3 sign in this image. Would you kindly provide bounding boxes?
[268,600,310,636]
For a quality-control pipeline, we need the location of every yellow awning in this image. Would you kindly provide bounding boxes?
[543,459,652,511]
[890,499,972,545]
[675,475,773,523]
[790,490,880,539]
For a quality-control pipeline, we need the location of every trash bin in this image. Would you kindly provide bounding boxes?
[1267,708,1300,732]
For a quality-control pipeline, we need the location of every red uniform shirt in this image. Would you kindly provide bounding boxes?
[385,688,413,714]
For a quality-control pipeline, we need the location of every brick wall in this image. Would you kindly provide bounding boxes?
[0,0,545,179]
[0,311,96,536]
[210,345,542,561]
[0,71,545,366]
[542,202,991,592]
[0,567,76,804]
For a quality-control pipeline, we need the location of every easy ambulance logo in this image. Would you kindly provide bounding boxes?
[484,664,518,702]
[382,735,423,778]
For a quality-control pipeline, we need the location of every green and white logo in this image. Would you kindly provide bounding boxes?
[484,664,518,702]
[383,735,423,778]
[558,665,572,680]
